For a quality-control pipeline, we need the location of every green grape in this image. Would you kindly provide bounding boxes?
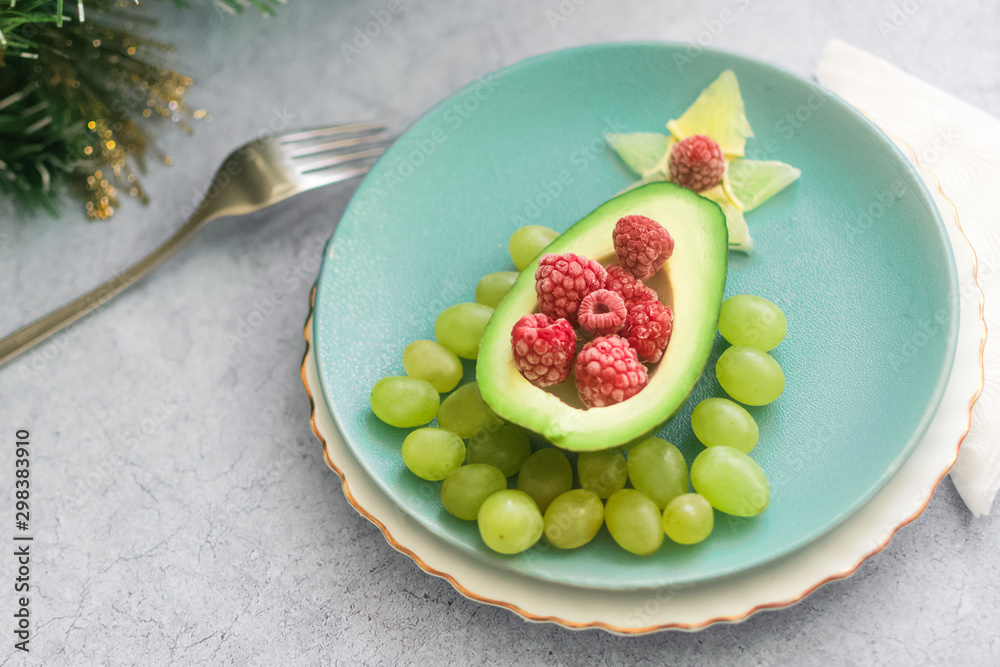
[475,271,519,308]
[626,437,689,509]
[437,382,499,438]
[577,450,628,499]
[716,346,785,406]
[509,225,559,271]
[435,302,494,359]
[543,489,604,549]
[369,376,439,428]
[690,446,770,516]
[441,464,507,520]
[718,294,787,351]
[402,340,463,393]
[477,490,544,554]
[467,424,531,477]
[604,489,664,555]
[691,397,759,453]
[401,428,466,481]
[516,448,572,513]
[662,493,714,545]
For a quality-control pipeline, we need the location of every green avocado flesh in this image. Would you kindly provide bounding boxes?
[476,182,729,452]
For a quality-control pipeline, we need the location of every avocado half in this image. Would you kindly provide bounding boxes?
[476,182,728,452]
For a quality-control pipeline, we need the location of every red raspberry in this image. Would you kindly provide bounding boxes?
[604,265,658,310]
[612,215,674,281]
[578,289,627,336]
[621,300,673,363]
[574,335,649,408]
[668,135,725,193]
[535,253,607,326]
[511,314,576,387]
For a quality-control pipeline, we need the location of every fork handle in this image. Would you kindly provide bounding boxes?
[0,211,213,367]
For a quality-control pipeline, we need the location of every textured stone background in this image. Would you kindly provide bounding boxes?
[1,0,998,664]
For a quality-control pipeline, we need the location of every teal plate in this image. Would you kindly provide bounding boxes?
[313,43,958,589]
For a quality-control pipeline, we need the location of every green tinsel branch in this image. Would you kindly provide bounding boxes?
[0,0,278,220]
[173,0,284,18]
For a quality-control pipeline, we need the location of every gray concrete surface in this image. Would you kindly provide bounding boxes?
[1,0,998,664]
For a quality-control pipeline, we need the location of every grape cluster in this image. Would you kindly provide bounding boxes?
[367,224,553,499]
[367,222,790,558]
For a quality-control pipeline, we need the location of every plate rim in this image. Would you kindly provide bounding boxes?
[301,175,984,628]
[312,42,963,589]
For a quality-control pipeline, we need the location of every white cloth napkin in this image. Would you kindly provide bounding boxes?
[817,40,998,517]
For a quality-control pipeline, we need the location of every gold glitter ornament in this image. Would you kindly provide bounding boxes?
[0,1,207,220]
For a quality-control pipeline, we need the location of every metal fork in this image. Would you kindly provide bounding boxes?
[0,123,391,366]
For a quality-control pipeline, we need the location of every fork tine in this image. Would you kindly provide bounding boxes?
[302,164,376,187]
[279,123,387,144]
[284,130,392,159]
[295,146,387,175]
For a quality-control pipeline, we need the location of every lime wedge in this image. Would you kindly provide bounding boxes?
[702,185,753,254]
[606,132,674,178]
[727,159,801,211]
[666,70,754,157]
[720,164,745,211]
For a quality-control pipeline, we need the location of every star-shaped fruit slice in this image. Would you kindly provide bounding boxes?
[606,70,801,254]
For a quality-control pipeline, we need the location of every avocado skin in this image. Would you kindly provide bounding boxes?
[477,182,728,452]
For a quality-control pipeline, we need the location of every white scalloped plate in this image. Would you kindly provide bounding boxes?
[301,139,984,632]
